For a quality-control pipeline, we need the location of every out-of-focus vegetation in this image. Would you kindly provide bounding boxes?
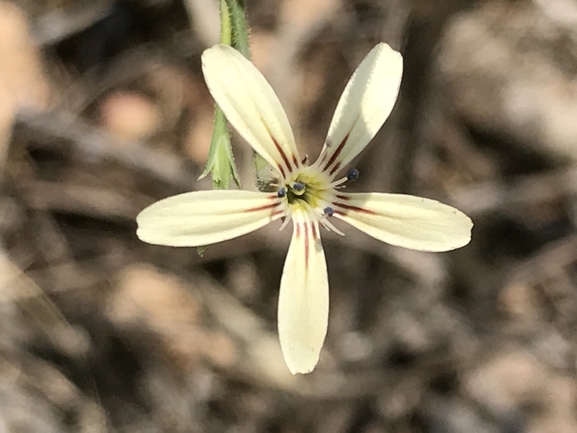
[0,0,576,432]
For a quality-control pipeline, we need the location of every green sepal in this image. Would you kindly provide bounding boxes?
[199,106,241,189]
[254,153,279,192]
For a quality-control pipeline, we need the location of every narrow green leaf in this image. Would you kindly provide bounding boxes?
[199,106,241,189]
[198,0,246,190]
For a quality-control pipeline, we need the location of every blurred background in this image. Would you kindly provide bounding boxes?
[1,0,576,431]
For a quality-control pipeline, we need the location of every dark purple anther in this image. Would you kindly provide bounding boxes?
[292,182,305,191]
[346,168,359,181]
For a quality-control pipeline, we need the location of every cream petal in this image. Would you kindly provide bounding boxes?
[316,43,403,177]
[333,193,473,252]
[136,190,282,247]
[278,215,328,374]
[202,45,300,178]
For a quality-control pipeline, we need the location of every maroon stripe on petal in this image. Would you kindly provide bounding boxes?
[323,133,350,172]
[335,203,378,215]
[311,223,318,240]
[304,223,310,271]
[278,164,286,179]
[244,201,280,213]
[270,134,293,172]
[292,153,299,168]
[328,162,342,176]
[335,194,350,201]
[261,121,293,174]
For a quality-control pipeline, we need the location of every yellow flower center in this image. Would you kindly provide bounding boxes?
[281,168,332,211]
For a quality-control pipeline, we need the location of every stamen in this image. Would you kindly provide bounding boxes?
[346,168,359,182]
[324,206,334,217]
[278,215,291,231]
[320,218,345,236]
[329,177,349,189]
[291,181,306,196]
[277,187,287,198]
[328,169,360,189]
[292,182,305,191]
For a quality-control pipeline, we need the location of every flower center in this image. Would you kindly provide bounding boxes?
[275,167,360,220]
[284,178,323,208]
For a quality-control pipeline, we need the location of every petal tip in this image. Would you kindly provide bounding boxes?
[282,342,321,375]
[375,41,403,60]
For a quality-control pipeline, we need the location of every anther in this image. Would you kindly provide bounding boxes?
[346,168,359,181]
[324,206,334,217]
[277,187,287,198]
[292,182,305,191]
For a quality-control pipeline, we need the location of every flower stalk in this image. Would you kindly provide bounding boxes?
[199,0,251,189]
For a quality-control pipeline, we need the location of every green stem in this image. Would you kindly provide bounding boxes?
[224,0,251,60]
[220,0,232,45]
[200,0,252,190]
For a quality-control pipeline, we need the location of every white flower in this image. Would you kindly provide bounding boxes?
[136,43,473,374]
